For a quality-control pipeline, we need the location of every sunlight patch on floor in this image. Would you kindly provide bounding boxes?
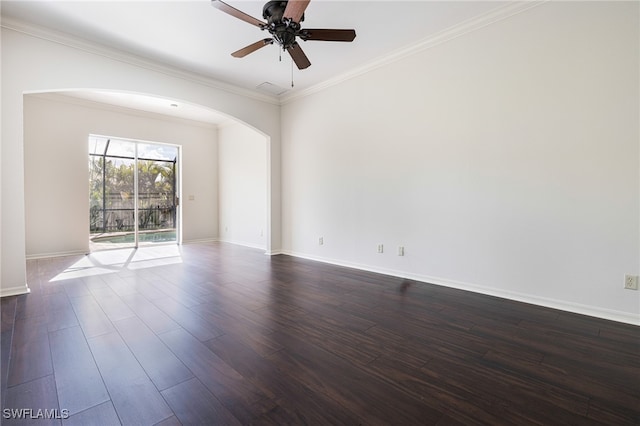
[50,245,182,281]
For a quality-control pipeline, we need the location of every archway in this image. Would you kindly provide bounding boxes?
[23,89,271,257]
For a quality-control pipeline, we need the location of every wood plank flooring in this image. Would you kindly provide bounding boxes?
[1,242,639,425]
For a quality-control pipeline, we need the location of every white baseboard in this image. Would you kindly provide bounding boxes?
[279,250,640,326]
[217,238,267,251]
[184,239,281,256]
[183,238,219,245]
[0,284,31,298]
[26,250,87,260]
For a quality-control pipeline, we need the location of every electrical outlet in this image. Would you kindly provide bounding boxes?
[377,244,384,253]
[624,274,638,290]
[398,246,404,256]
[318,237,324,246]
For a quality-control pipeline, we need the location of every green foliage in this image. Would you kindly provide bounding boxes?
[89,154,176,233]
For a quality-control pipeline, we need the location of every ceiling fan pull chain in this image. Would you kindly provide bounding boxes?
[291,59,295,88]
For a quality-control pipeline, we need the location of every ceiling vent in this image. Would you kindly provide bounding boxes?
[256,82,288,96]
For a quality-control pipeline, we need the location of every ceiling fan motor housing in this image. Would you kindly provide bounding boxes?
[262,0,304,49]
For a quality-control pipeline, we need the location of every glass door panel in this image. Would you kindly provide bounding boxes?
[89,137,137,250]
[137,146,178,246]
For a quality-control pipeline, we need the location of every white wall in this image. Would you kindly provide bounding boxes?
[1,26,281,296]
[218,123,268,249]
[281,2,640,323]
[23,94,218,257]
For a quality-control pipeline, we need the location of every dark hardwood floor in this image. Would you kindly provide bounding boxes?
[1,242,639,425]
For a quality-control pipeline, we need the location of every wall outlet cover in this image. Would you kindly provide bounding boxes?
[624,274,639,290]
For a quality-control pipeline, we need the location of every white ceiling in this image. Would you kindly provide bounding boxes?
[2,0,508,122]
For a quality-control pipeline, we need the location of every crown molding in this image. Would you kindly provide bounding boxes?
[0,16,280,106]
[280,0,547,105]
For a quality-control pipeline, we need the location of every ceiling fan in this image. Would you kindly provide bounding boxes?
[211,0,356,70]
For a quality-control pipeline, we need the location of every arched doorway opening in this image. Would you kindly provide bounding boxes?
[22,89,271,258]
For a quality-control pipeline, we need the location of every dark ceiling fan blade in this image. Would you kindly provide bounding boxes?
[287,43,311,69]
[299,29,356,42]
[283,0,310,23]
[231,39,274,58]
[211,0,265,28]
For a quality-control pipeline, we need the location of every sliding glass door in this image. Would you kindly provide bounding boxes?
[89,136,179,251]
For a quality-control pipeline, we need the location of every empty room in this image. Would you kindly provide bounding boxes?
[1,1,638,425]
